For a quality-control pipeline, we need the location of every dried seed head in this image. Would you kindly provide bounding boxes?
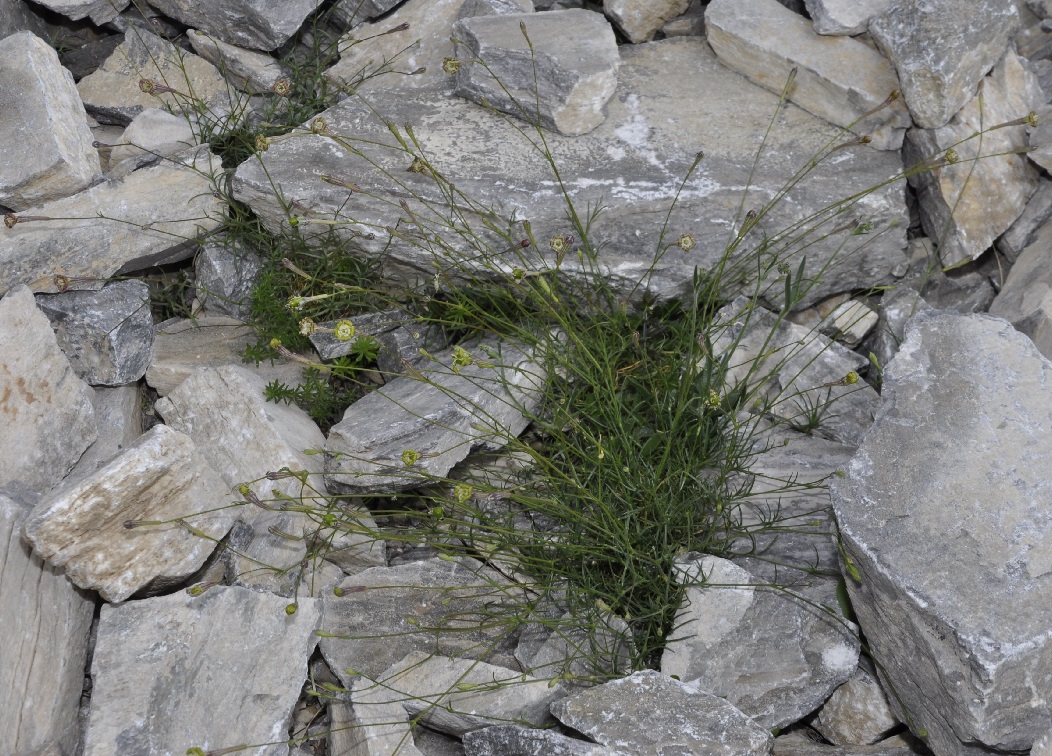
[271,77,291,96]
[310,117,328,135]
[442,57,460,75]
[676,233,696,251]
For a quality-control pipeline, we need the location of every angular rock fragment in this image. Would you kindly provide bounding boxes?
[869,285,930,371]
[0,493,95,756]
[331,0,405,30]
[82,587,321,756]
[23,424,239,602]
[831,310,1052,755]
[318,557,517,683]
[0,0,50,38]
[193,238,264,319]
[459,0,535,19]
[660,555,859,730]
[0,148,224,297]
[551,670,774,755]
[603,0,689,43]
[802,0,893,35]
[515,609,633,691]
[35,280,153,386]
[453,10,620,136]
[905,50,1042,268]
[107,107,197,179]
[147,0,325,51]
[0,31,101,211]
[705,0,911,150]
[813,658,900,745]
[463,725,615,755]
[869,0,1018,129]
[77,28,229,126]
[326,335,546,493]
[30,0,129,24]
[0,285,96,493]
[328,692,424,756]
[237,38,908,312]
[997,176,1052,262]
[187,29,290,94]
[990,218,1052,358]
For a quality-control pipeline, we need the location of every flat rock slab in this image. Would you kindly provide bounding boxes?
[803,0,893,36]
[0,148,224,298]
[463,725,616,755]
[604,0,689,43]
[235,38,908,312]
[831,310,1052,755]
[82,586,321,756]
[0,285,96,494]
[0,31,100,211]
[990,219,1052,359]
[23,424,239,603]
[0,493,95,756]
[326,335,546,493]
[31,0,129,24]
[319,556,517,683]
[660,555,859,730]
[706,0,911,150]
[550,669,774,755]
[149,0,326,52]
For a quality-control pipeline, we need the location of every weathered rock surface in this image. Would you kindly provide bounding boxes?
[0,493,95,756]
[331,0,405,30]
[107,107,197,178]
[706,0,911,150]
[997,176,1052,262]
[32,0,129,24]
[236,38,909,312]
[831,310,1052,755]
[813,657,900,746]
[35,280,153,386]
[603,0,689,43]
[82,587,321,756]
[0,285,96,494]
[23,424,239,602]
[452,10,620,136]
[990,218,1052,358]
[869,285,931,372]
[193,238,264,319]
[186,28,290,93]
[326,335,546,493]
[147,0,325,51]
[463,725,615,755]
[869,0,1019,130]
[904,50,1042,269]
[0,31,101,212]
[803,0,893,36]
[67,384,143,485]
[551,669,775,755]
[0,148,224,297]
[0,0,49,39]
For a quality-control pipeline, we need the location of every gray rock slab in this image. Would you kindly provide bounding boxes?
[990,218,1052,358]
[714,296,879,445]
[770,734,928,755]
[463,725,615,756]
[237,38,909,313]
[187,28,290,93]
[550,669,774,755]
[0,148,224,297]
[830,310,1052,755]
[0,31,101,212]
[870,285,931,372]
[31,0,129,24]
[82,586,321,756]
[0,285,96,494]
[1036,729,1052,756]
[330,0,405,30]
[318,557,518,683]
[361,651,564,737]
[997,175,1052,263]
[193,238,264,319]
[77,28,229,126]
[904,50,1042,269]
[145,0,325,51]
[23,424,239,602]
[603,0,689,43]
[67,384,143,486]
[459,0,535,19]
[35,279,153,386]
[660,555,859,730]
[145,315,306,396]
[802,0,893,35]
[452,10,620,136]
[1029,103,1052,173]
[813,658,900,746]
[869,0,1018,129]
[706,0,911,150]
[0,0,49,38]
[326,335,546,493]
[515,610,633,691]
[0,493,95,756]
[107,107,197,179]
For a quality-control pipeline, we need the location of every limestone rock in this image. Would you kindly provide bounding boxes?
[813,658,900,745]
[23,424,239,602]
[0,285,96,494]
[77,28,229,126]
[35,280,153,386]
[0,32,101,211]
[452,10,620,136]
[830,310,1052,754]
[869,285,930,372]
[660,555,859,730]
[869,0,1018,129]
[997,175,1052,262]
[603,0,689,43]
[705,0,911,150]
[459,0,535,18]
[802,0,893,35]
[192,238,264,319]
[326,335,546,493]
[0,493,94,756]
[236,38,909,313]
[905,50,1042,268]
[1028,103,1052,173]
[147,0,326,52]
[331,0,405,30]
[318,557,517,683]
[0,148,224,297]
[187,29,290,93]
[0,0,49,38]
[990,218,1052,358]
[66,384,143,486]
[82,587,321,756]
[463,725,615,755]
[107,107,197,179]
[550,669,774,755]
[30,0,129,24]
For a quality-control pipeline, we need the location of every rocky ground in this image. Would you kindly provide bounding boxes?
[2,0,1052,755]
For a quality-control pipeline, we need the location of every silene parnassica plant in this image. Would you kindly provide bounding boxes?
[16,11,1035,752]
